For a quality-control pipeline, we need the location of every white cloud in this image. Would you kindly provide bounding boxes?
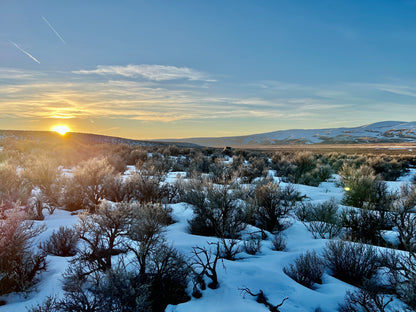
[73,64,214,82]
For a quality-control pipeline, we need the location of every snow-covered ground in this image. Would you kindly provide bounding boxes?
[0,171,412,312]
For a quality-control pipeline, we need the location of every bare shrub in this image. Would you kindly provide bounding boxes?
[340,208,385,246]
[122,169,168,204]
[0,210,46,296]
[250,182,300,233]
[0,161,30,212]
[75,201,131,272]
[391,184,416,251]
[220,238,241,260]
[191,242,221,289]
[382,249,416,309]
[283,250,324,288]
[338,285,394,312]
[188,182,246,238]
[40,226,79,257]
[127,202,172,275]
[243,235,262,255]
[23,155,63,211]
[271,234,286,251]
[70,157,116,212]
[299,199,342,239]
[323,240,380,286]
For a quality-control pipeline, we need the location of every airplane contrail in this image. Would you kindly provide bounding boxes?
[42,16,66,44]
[10,41,41,64]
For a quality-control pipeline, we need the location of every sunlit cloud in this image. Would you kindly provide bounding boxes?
[73,64,215,81]
[2,67,415,138]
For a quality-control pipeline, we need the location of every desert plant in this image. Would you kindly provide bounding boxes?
[127,202,172,275]
[324,240,380,286]
[188,182,246,238]
[299,199,342,239]
[40,226,79,257]
[391,184,416,251]
[191,242,221,289]
[75,201,131,272]
[340,208,386,246]
[71,157,117,212]
[271,234,287,251]
[0,210,46,296]
[283,250,324,288]
[250,182,300,233]
[243,235,262,255]
[0,161,31,211]
[338,285,394,312]
[340,163,377,208]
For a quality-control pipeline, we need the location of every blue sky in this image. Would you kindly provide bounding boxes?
[1,0,416,139]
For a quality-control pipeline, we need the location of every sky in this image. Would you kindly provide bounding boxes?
[1,0,416,139]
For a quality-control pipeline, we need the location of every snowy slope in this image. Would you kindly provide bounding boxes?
[0,173,409,312]
[160,121,416,146]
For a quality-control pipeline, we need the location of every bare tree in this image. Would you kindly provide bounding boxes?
[191,242,221,290]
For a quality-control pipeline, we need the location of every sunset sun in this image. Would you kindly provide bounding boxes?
[51,125,70,135]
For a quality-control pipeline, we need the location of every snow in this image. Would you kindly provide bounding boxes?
[0,172,409,312]
[162,121,416,146]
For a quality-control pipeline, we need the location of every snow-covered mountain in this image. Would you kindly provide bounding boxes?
[161,121,416,147]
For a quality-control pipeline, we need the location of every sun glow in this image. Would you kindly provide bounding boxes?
[51,125,70,135]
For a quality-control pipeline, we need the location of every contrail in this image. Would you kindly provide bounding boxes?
[42,16,66,44]
[10,41,41,64]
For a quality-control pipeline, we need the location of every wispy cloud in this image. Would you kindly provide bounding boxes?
[2,67,415,138]
[9,41,40,64]
[42,16,66,44]
[73,64,215,81]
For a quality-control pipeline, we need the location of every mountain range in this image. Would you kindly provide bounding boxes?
[159,121,416,147]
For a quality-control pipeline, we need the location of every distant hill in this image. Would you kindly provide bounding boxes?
[0,130,200,148]
[157,121,416,147]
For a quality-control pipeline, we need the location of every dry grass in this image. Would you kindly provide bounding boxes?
[235,143,416,156]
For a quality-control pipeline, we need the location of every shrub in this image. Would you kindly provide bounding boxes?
[339,164,376,208]
[220,238,241,260]
[75,201,131,272]
[123,170,168,204]
[128,202,172,275]
[299,199,342,239]
[243,235,262,255]
[391,185,416,251]
[188,182,246,238]
[283,250,324,289]
[338,286,395,312]
[70,157,117,212]
[0,161,30,211]
[0,210,46,296]
[251,182,300,233]
[382,249,416,309]
[40,226,79,257]
[340,208,385,246]
[271,234,286,251]
[323,240,380,286]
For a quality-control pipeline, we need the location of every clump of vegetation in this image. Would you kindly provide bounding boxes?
[271,233,287,251]
[283,250,324,289]
[40,226,79,257]
[323,240,380,286]
[297,199,342,239]
[0,210,46,296]
[186,181,246,238]
[248,181,301,233]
